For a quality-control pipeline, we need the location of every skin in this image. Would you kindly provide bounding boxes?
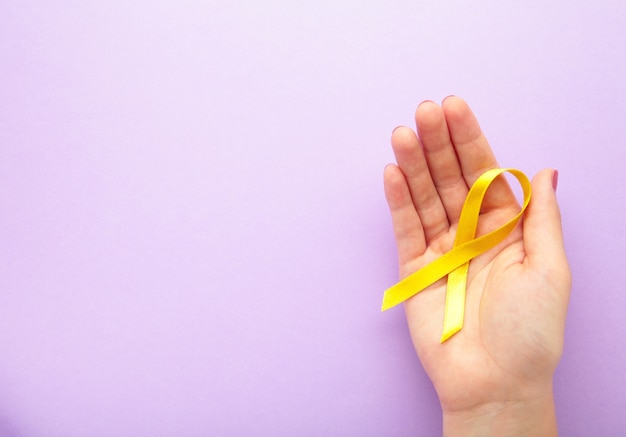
[383,97,571,436]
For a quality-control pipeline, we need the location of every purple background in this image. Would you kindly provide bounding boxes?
[1,1,625,436]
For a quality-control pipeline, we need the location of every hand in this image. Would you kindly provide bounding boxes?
[383,97,571,436]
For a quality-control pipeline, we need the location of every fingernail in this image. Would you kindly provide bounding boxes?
[392,125,403,135]
[552,170,559,192]
[442,95,456,104]
[418,99,435,107]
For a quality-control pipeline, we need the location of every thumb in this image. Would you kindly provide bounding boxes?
[523,169,568,275]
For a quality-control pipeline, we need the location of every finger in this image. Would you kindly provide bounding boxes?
[391,126,449,243]
[415,101,469,223]
[442,96,517,212]
[383,164,426,271]
[523,169,571,290]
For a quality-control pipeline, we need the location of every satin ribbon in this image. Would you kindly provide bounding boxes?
[381,168,532,343]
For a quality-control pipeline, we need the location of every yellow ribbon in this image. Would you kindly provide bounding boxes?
[381,168,532,343]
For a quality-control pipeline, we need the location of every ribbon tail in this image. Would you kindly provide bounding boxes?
[441,262,469,343]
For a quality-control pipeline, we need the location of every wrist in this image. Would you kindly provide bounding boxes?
[442,383,558,437]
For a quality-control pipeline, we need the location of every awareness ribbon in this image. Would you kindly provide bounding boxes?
[381,168,532,343]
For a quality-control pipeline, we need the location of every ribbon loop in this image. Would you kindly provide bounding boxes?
[381,168,532,343]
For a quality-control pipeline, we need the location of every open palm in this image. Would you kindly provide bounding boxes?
[383,97,571,422]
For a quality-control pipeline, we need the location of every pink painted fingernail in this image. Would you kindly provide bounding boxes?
[552,170,559,192]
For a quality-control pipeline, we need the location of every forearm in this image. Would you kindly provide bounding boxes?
[442,384,558,437]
